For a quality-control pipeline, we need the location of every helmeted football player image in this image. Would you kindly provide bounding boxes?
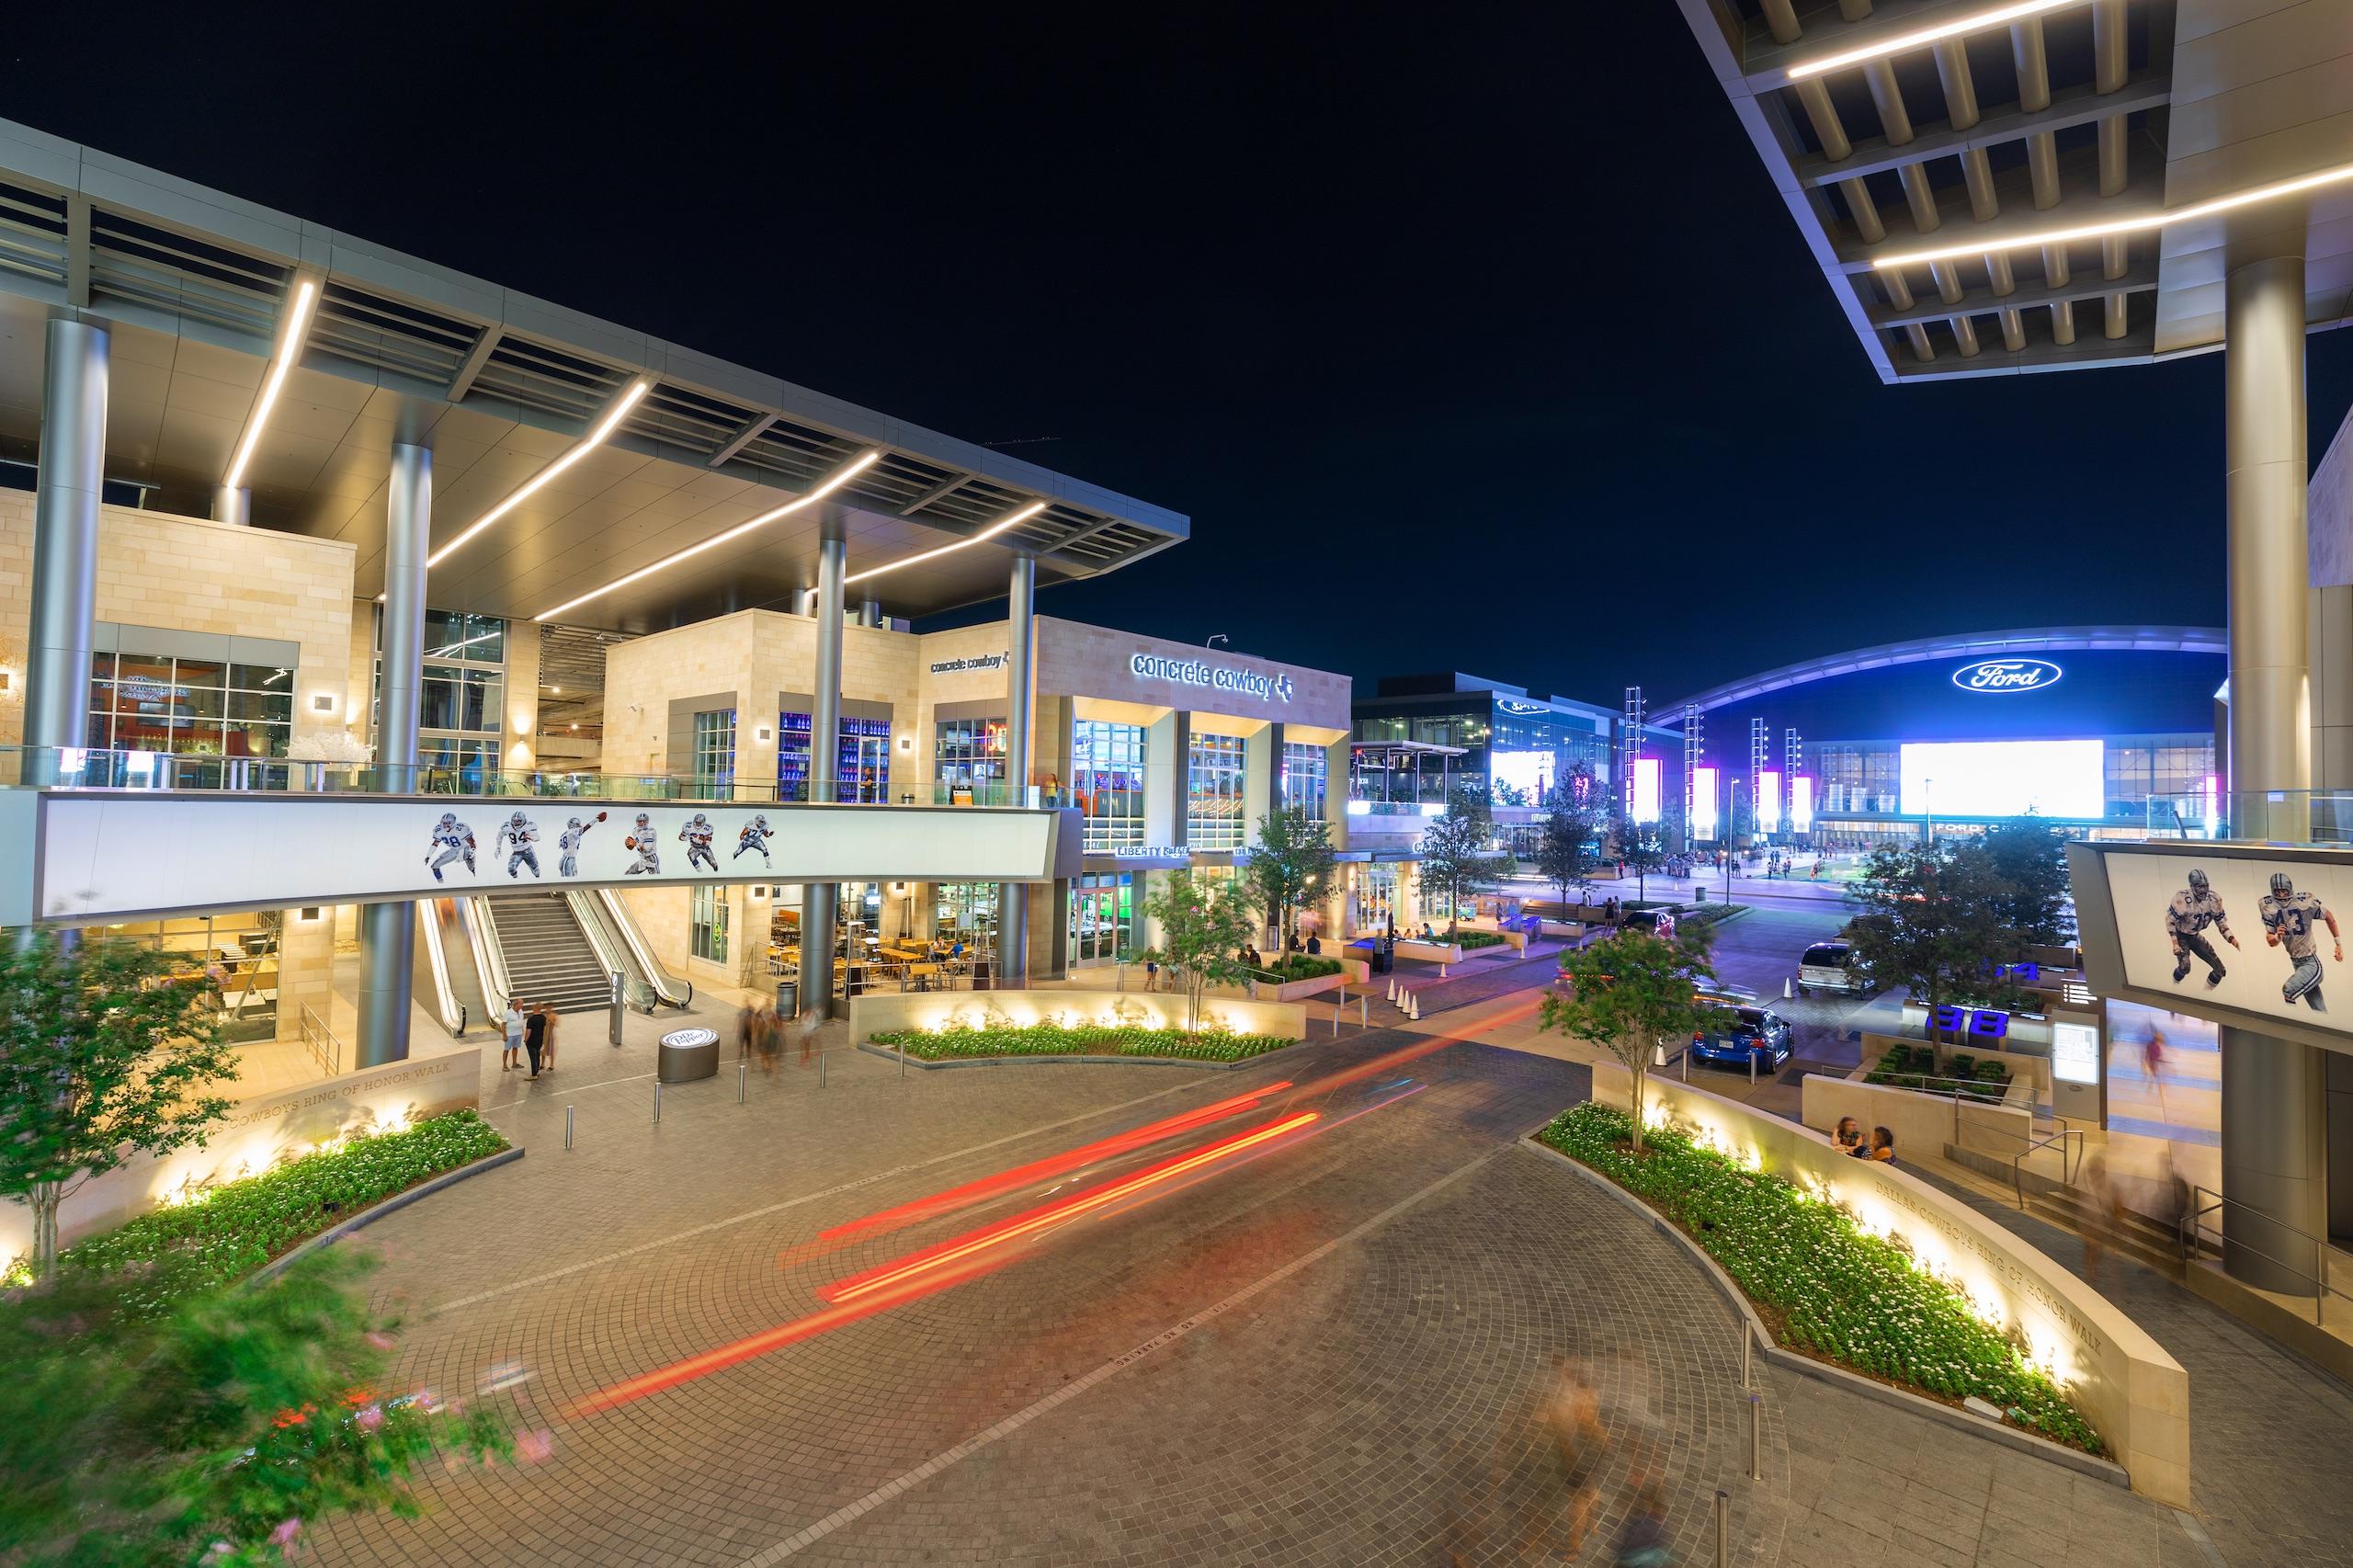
[623,812,661,875]
[425,812,476,882]
[497,811,541,879]
[2259,870,2342,1013]
[558,811,607,877]
[2165,867,2238,988]
[734,812,775,868]
[678,811,720,873]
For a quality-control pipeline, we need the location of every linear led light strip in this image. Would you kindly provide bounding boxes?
[222,278,321,491]
[428,379,651,569]
[1785,0,2087,81]
[1871,158,2353,269]
[531,448,882,621]
[843,499,1046,585]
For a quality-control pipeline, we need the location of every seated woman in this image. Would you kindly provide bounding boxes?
[1833,1116,1866,1158]
[1864,1126,1896,1164]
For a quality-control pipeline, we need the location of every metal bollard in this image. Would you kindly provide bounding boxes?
[564,1105,574,1150]
[1360,995,1368,1027]
[1748,1392,1763,1480]
[1741,1324,1751,1388]
[899,1044,907,1080]
[1715,1489,1729,1567]
[820,1051,828,1088]
[1749,1050,1757,1086]
[654,1081,663,1124]
[1333,1000,1341,1037]
[738,1061,747,1103]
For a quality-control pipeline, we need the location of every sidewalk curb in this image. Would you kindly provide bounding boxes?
[250,1146,527,1285]
[1516,1133,2135,1493]
[855,1041,1261,1073]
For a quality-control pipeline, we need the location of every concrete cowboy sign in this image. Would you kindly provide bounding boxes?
[929,652,1007,675]
[1130,653,1293,702]
[1950,656,2062,694]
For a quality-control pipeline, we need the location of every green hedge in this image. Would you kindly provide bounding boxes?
[1537,1102,2100,1454]
[1452,930,1509,950]
[55,1110,509,1316]
[874,1023,1293,1064]
[1863,1044,2010,1103]
[1253,955,1343,983]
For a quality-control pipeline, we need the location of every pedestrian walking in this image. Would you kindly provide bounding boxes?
[756,1004,781,1074]
[539,1003,559,1073]
[523,1003,547,1078]
[1611,1479,1672,1568]
[737,1002,756,1061]
[797,1008,816,1070]
[1535,1357,1608,1559]
[501,999,525,1073]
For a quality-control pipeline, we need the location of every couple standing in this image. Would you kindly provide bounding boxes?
[502,1000,561,1077]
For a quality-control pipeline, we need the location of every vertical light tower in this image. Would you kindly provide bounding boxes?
[1750,717,1770,842]
[1621,686,1644,823]
[1785,726,1802,840]
[1682,703,1702,852]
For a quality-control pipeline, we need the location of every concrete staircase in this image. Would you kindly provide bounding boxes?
[485,893,612,1014]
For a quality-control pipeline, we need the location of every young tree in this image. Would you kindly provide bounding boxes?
[1417,787,1511,934]
[1244,808,1337,948]
[0,930,239,1278]
[1540,926,1719,1151]
[1976,819,2073,947]
[1137,870,1258,1033]
[1612,812,1670,904]
[1536,767,1607,909]
[1844,840,2026,1071]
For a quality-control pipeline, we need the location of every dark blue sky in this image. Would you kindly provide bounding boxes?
[8,0,2348,704]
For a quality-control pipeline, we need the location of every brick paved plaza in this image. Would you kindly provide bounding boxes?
[298,992,2235,1568]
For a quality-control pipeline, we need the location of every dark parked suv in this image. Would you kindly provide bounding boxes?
[1689,1006,1794,1072]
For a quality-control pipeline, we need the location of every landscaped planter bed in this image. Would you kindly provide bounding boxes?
[1536,1101,2100,1455]
[872,1022,1294,1064]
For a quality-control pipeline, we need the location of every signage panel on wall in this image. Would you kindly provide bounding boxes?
[1631,756,1662,824]
[1756,769,1782,834]
[1898,739,2103,819]
[1950,657,2063,693]
[1129,653,1293,703]
[2097,848,2353,1033]
[1690,766,1718,838]
[1790,776,1815,835]
[18,795,1069,924]
[928,652,1007,675]
[2051,1020,2099,1086]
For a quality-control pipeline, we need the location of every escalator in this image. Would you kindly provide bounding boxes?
[412,889,691,1029]
[574,887,691,1009]
[483,892,614,1015]
[414,897,482,1036]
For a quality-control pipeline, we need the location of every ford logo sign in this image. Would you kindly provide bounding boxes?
[1952,657,2061,693]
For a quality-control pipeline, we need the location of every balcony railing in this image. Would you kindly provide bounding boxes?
[2143,790,2353,847]
[0,748,1064,808]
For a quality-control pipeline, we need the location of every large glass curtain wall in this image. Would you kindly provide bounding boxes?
[1187,733,1246,850]
[1068,872,1134,966]
[1073,721,1147,850]
[374,608,507,782]
[1280,741,1327,818]
[89,651,292,760]
[937,718,1008,801]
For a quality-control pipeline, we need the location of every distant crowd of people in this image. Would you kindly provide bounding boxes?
[736,999,817,1074]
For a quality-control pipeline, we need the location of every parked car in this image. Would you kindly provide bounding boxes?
[1621,908,1678,937]
[1689,1006,1794,1072]
[1796,940,1873,997]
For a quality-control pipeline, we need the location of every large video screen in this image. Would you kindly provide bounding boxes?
[1490,749,1552,804]
[1631,757,1661,824]
[2097,849,2353,1031]
[1898,739,2103,820]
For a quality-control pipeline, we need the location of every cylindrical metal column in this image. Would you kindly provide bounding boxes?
[24,317,109,778]
[356,443,431,1070]
[2221,244,2327,1292]
[858,597,882,628]
[801,526,846,1021]
[997,554,1037,987]
[210,484,251,525]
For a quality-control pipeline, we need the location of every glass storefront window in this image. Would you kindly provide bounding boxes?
[1068,872,1134,966]
[99,911,282,1043]
[937,717,1008,800]
[690,883,729,962]
[89,649,294,758]
[1074,721,1147,851]
[779,712,892,801]
[1280,741,1327,818]
[693,710,736,795]
[936,882,998,944]
[1187,733,1246,850]
[424,610,506,665]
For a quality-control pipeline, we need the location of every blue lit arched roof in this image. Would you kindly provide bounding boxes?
[1665,627,2226,715]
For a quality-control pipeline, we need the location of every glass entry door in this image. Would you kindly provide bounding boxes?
[1068,873,1133,966]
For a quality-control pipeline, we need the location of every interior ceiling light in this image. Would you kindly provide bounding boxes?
[222,278,320,491]
[843,500,1046,585]
[1785,0,2086,80]
[426,379,651,571]
[1871,158,2353,269]
[532,448,881,622]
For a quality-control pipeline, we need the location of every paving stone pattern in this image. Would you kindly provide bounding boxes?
[307,1002,2211,1567]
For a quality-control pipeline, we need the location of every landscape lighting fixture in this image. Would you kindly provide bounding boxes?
[1871,158,2353,269]
[426,378,652,571]
[532,448,881,621]
[222,278,320,491]
[1784,0,2086,81]
[843,501,1046,585]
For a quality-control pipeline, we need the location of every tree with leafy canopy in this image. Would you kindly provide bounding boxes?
[1244,808,1337,949]
[1612,811,1670,904]
[0,1246,514,1566]
[1536,766,1607,909]
[1975,818,2073,948]
[1844,839,2027,1070]
[1541,926,1719,1151]
[1136,870,1259,1033]
[0,929,239,1279]
[1417,787,1511,934]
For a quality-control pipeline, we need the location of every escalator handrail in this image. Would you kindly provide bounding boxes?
[414,901,470,1038]
[593,886,693,1007]
[465,897,516,1020]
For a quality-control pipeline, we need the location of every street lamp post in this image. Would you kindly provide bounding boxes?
[1724,778,1742,904]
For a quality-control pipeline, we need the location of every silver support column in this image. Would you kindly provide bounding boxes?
[210,484,251,525]
[23,317,108,781]
[2221,239,2328,1292]
[801,524,847,1021]
[357,443,431,1070]
[997,553,1037,987]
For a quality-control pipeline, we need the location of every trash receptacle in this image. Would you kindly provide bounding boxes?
[774,980,797,1017]
[1693,885,1708,903]
[657,1027,721,1084]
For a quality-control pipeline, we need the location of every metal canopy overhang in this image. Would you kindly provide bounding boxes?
[0,118,1188,632]
[1664,623,2226,713]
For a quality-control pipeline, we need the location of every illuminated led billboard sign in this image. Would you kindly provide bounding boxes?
[1756,769,1782,833]
[1691,766,1719,837]
[1631,756,1662,823]
[1899,740,2103,819]
[1790,776,1815,834]
[1951,657,2062,694]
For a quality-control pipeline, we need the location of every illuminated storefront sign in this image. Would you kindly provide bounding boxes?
[1631,756,1661,823]
[1951,657,2062,694]
[1690,766,1719,837]
[1790,775,1815,834]
[1130,653,1293,702]
[928,652,1006,675]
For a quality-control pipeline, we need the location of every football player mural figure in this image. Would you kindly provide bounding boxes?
[558,811,607,878]
[498,811,542,879]
[679,812,720,873]
[623,812,662,876]
[735,812,776,869]
[2165,867,2238,989]
[426,812,477,882]
[2260,870,2342,1013]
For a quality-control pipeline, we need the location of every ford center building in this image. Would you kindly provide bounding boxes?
[1660,628,2226,848]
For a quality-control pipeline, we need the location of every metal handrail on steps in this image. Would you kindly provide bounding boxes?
[2184,1184,2353,1328]
[298,1003,345,1077]
[2009,1126,2085,1209]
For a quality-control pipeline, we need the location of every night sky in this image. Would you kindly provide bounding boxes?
[7,2,2350,707]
